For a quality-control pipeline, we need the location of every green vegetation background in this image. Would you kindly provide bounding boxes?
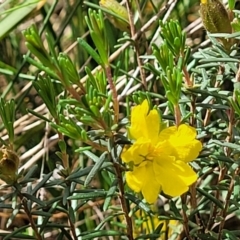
[0,0,240,239]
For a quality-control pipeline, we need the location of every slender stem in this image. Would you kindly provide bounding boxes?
[66,86,81,101]
[206,165,226,231]
[217,168,240,240]
[182,66,192,87]
[225,65,237,156]
[105,65,119,123]
[190,95,196,126]
[113,159,133,240]
[67,200,78,240]
[225,107,234,156]
[57,70,81,101]
[174,104,181,126]
[124,0,147,89]
[216,65,239,238]
[203,80,220,127]
[85,139,107,152]
[189,183,201,228]
[55,119,69,169]
[14,184,43,240]
[181,195,193,240]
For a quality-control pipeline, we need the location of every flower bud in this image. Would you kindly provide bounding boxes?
[199,0,232,34]
[0,148,19,183]
[99,0,130,32]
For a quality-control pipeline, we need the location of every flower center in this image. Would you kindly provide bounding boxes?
[138,143,159,163]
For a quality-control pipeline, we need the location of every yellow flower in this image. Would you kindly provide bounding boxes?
[121,100,202,203]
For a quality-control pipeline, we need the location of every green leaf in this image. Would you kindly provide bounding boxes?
[68,189,107,200]
[79,230,123,239]
[0,99,15,143]
[84,152,107,186]
[31,172,53,195]
[103,179,118,211]
[196,188,224,209]
[0,0,45,40]
[78,38,102,65]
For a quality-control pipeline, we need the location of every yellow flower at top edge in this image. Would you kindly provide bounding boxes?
[121,100,202,203]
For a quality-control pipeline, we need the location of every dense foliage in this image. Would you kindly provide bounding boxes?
[1,0,240,239]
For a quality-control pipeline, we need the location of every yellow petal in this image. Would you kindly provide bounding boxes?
[126,163,149,193]
[175,160,198,185]
[129,100,148,140]
[159,124,202,162]
[129,100,160,143]
[154,158,197,197]
[145,108,160,143]
[126,162,160,203]
[121,138,152,165]
[141,163,161,203]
